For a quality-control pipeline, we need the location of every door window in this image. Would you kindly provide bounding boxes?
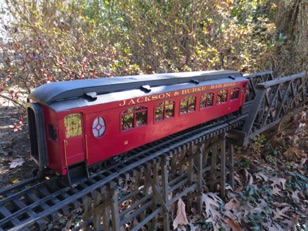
[64,113,82,138]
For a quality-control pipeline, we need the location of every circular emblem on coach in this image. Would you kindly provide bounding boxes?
[92,117,106,138]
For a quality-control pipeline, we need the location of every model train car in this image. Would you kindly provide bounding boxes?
[27,70,248,183]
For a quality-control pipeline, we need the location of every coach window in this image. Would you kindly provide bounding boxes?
[242,84,248,94]
[64,113,82,138]
[122,106,148,130]
[180,96,196,114]
[92,117,106,138]
[155,100,175,121]
[200,92,214,109]
[230,88,240,100]
[217,89,228,105]
[135,106,147,126]
[207,93,214,106]
[122,108,134,130]
[48,124,57,141]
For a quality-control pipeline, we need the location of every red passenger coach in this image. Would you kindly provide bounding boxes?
[27,70,248,183]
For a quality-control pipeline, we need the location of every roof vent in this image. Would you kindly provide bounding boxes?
[228,75,236,80]
[190,79,200,84]
[140,85,151,93]
[85,92,97,101]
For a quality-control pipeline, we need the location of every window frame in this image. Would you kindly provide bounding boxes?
[121,106,148,131]
[154,100,175,122]
[200,92,214,109]
[230,87,240,100]
[180,96,196,115]
[217,89,228,105]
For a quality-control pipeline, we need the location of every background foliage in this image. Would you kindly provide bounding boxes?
[0,0,307,107]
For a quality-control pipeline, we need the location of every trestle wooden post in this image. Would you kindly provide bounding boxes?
[187,142,194,211]
[161,158,170,231]
[92,190,102,230]
[196,143,203,213]
[109,185,120,231]
[151,161,160,230]
[227,141,235,188]
[220,133,226,199]
[210,142,218,191]
[102,187,110,231]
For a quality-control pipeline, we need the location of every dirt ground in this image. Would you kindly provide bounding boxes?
[0,102,36,189]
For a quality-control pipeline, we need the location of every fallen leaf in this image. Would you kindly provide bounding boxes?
[133,217,139,226]
[273,202,289,207]
[9,157,24,168]
[244,169,253,185]
[300,111,306,122]
[266,221,284,231]
[281,218,297,229]
[272,186,282,196]
[273,206,291,220]
[173,198,189,229]
[283,147,305,161]
[269,177,286,190]
[300,158,307,167]
[202,192,223,219]
[205,216,220,231]
[225,219,243,231]
[290,190,300,203]
[225,198,240,211]
[254,172,269,182]
[188,223,198,231]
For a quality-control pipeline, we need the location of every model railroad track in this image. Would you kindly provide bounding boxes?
[0,112,247,231]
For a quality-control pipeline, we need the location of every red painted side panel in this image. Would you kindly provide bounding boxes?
[42,106,63,174]
[43,80,248,175]
[64,136,85,165]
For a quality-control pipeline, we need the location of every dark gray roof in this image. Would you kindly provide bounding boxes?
[29,70,242,105]
[49,75,247,112]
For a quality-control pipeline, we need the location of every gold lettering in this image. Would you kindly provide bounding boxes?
[182,89,192,94]
[174,91,179,96]
[158,94,165,99]
[144,96,151,102]
[151,95,158,100]
[192,88,197,93]
[128,99,136,105]
[119,100,126,106]
[136,97,144,103]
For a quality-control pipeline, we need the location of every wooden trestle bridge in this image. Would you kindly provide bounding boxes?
[0,71,307,231]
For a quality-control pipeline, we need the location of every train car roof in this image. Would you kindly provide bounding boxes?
[29,70,242,106]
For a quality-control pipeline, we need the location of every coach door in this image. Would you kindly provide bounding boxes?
[63,113,86,166]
